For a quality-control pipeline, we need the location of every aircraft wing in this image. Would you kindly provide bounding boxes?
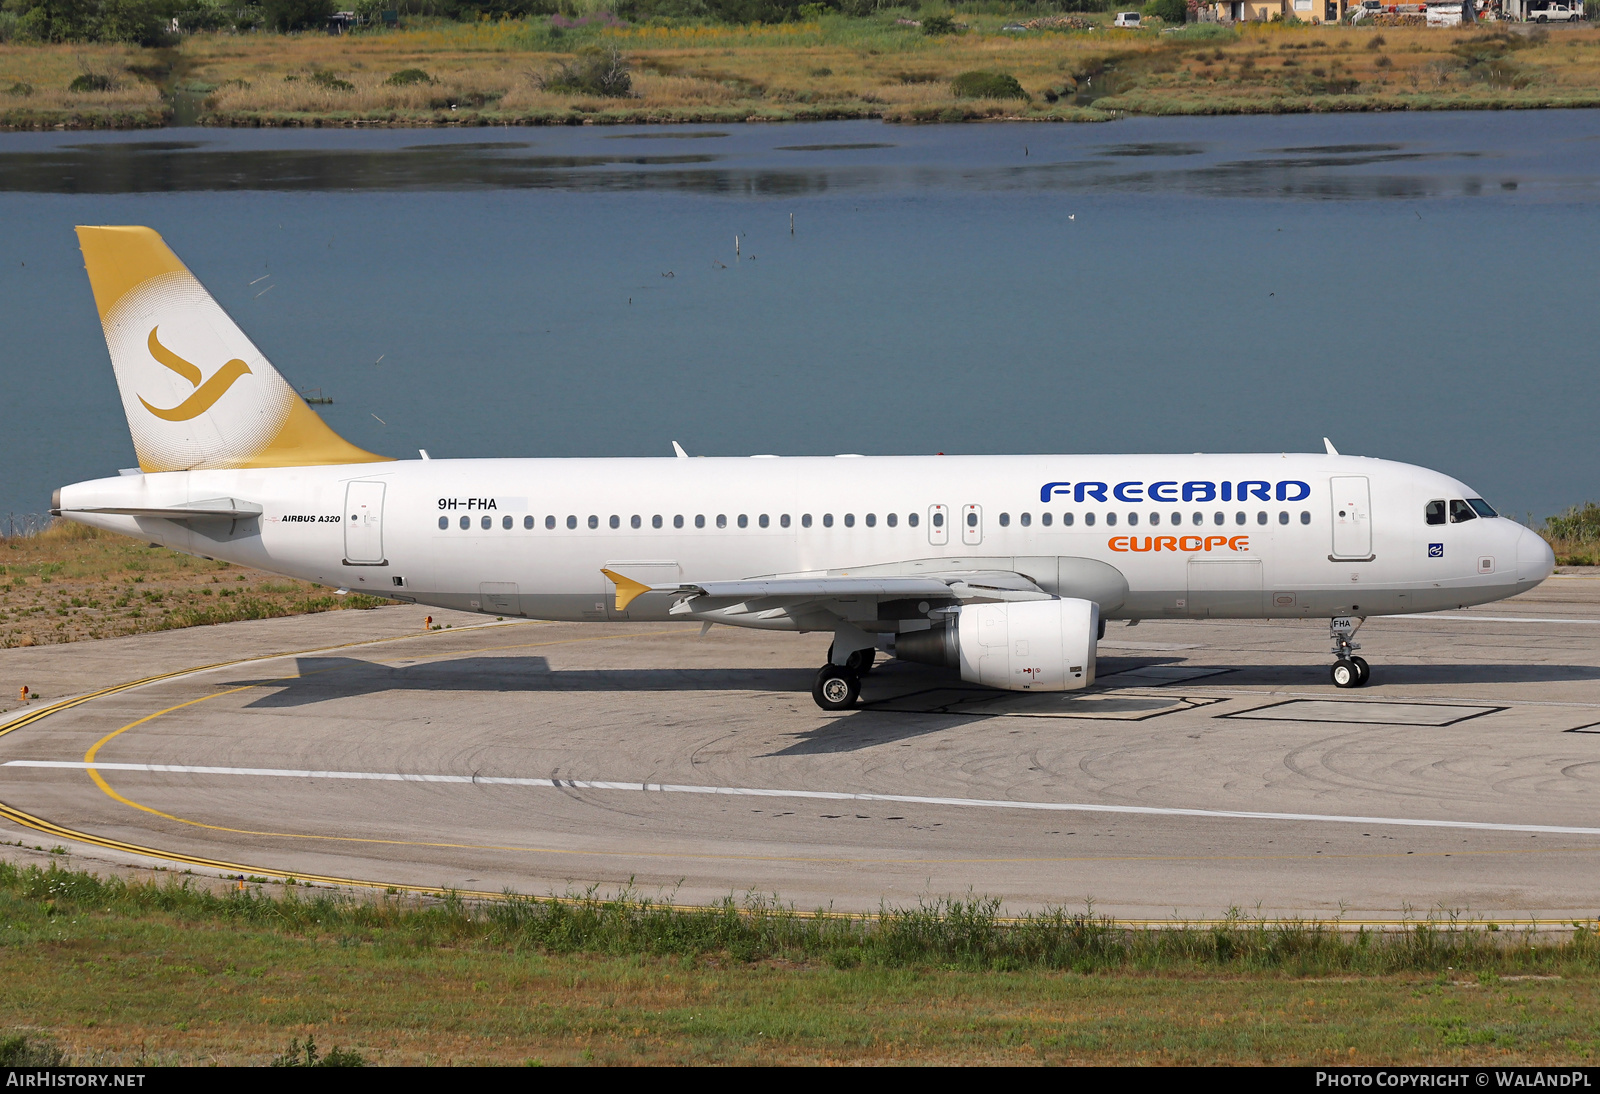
[601,567,1051,623]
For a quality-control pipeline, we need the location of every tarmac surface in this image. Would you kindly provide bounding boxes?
[3,576,1600,923]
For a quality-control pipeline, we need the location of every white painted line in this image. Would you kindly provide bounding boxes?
[8,760,1600,838]
[1405,613,1600,625]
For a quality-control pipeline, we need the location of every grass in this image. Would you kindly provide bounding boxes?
[4,18,1600,128]
[1,861,1598,1064]
[0,521,391,651]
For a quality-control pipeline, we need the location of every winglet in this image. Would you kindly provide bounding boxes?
[672,441,688,459]
[1323,437,1339,456]
[602,568,654,612]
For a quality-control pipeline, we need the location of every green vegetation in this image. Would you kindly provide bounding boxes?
[2,861,1599,1064]
[951,69,1027,98]
[384,65,433,84]
[1544,502,1600,566]
[534,42,631,94]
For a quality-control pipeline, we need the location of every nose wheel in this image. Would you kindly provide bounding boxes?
[1329,617,1371,688]
[813,665,861,710]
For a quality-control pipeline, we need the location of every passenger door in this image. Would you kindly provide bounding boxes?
[1330,476,1372,559]
[928,504,949,547]
[343,481,386,564]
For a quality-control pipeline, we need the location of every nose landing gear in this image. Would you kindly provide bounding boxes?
[1330,616,1371,688]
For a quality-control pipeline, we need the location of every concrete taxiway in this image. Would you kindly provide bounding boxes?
[3,576,1600,922]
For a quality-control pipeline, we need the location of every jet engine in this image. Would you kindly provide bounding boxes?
[894,598,1098,691]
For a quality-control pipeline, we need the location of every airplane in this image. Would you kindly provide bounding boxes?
[52,226,1556,709]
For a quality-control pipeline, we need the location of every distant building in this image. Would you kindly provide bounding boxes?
[1206,0,1353,20]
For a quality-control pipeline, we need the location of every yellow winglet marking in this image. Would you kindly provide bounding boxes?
[139,358,252,422]
[602,568,653,613]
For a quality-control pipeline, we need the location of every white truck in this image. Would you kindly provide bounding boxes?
[1113,11,1142,26]
[1530,3,1582,19]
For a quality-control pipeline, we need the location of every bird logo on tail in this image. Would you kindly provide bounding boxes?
[138,326,253,422]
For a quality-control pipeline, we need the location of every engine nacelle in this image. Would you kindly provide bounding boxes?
[895,598,1099,691]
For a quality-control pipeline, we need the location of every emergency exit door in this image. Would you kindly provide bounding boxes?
[1330,476,1372,560]
[343,481,386,564]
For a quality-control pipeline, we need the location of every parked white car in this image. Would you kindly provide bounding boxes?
[1113,11,1142,26]
[1532,3,1582,19]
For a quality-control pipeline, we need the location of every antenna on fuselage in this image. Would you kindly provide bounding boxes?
[672,441,689,459]
[1323,438,1340,456]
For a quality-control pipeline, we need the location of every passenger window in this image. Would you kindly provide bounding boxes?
[887,513,898,528]
[673,515,684,529]
[844,514,855,528]
[802,514,812,528]
[908,512,919,528]
[737,514,747,528]
[824,514,834,528]
[998,512,1010,527]
[588,515,599,530]
[1192,512,1203,526]
[1425,500,1446,525]
[1149,513,1160,526]
[867,513,877,527]
[609,515,620,530]
[716,514,727,529]
[1085,513,1095,527]
[759,514,769,528]
[1020,512,1031,527]
[781,514,792,528]
[1041,512,1052,527]
[1106,512,1118,527]
[438,516,448,530]
[482,516,492,530]
[630,515,641,529]
[1171,512,1181,526]
[1235,512,1245,526]
[695,515,705,529]
[1256,512,1266,525]
[652,515,663,529]
[1213,513,1224,526]
[1127,513,1138,527]
[546,515,556,530]
[1449,499,1477,523]
[1061,512,1072,527]
[1278,511,1288,525]
[524,515,534,529]
[461,516,471,530]
[503,515,513,530]
[1300,511,1311,525]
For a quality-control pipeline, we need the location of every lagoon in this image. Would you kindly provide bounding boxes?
[2,111,1597,521]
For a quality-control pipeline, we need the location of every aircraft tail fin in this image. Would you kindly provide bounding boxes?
[75,225,390,473]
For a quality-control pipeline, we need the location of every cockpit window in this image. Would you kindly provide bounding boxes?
[1449,499,1477,523]
[1467,498,1498,518]
[1425,500,1446,526]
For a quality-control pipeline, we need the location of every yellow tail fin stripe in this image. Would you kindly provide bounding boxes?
[602,569,653,613]
[139,358,252,422]
[147,326,202,387]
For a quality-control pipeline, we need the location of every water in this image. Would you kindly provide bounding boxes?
[2,112,1598,523]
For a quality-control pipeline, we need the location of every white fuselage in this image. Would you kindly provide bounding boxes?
[57,452,1554,628]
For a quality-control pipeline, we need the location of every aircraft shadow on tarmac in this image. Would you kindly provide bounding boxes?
[235,655,820,708]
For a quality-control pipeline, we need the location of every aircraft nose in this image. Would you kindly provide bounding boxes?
[1516,524,1555,585]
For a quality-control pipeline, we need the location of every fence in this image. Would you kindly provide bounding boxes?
[2,513,55,539]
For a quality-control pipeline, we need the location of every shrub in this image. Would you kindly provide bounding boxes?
[385,68,433,86]
[0,1032,66,1067]
[260,0,333,31]
[5,81,33,96]
[270,1035,365,1067]
[1143,0,1185,21]
[950,70,1028,99]
[534,45,632,97]
[308,70,355,91]
[921,12,960,33]
[68,72,114,92]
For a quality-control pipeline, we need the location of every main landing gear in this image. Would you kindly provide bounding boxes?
[813,646,875,710]
[1329,616,1371,689]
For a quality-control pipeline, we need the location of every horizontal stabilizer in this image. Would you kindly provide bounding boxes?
[65,497,264,521]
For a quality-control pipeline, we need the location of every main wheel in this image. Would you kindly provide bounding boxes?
[1350,655,1371,687]
[846,648,876,674]
[1331,658,1359,688]
[813,666,861,710]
